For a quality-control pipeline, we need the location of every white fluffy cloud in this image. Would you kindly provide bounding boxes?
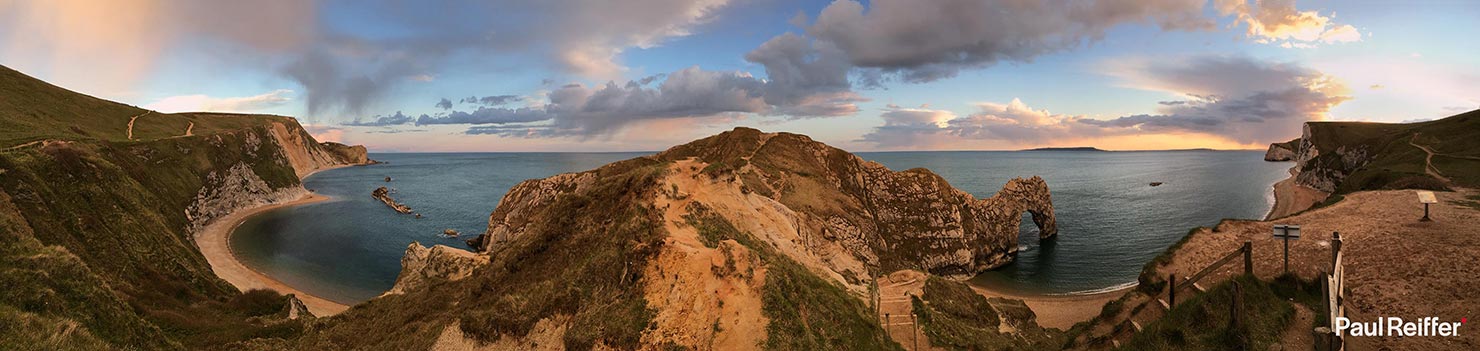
[143,89,295,113]
[1215,0,1362,47]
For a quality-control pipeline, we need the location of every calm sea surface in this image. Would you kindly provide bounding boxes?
[232,151,1289,303]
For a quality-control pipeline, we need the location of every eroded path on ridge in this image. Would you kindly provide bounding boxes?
[1409,133,1452,184]
[126,111,151,140]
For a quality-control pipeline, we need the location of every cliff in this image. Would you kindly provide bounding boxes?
[475,128,1057,280]
[0,64,373,349]
[1263,109,1479,217]
[1263,138,1298,161]
[305,127,1057,349]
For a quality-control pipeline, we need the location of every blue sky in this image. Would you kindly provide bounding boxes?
[3,0,1477,152]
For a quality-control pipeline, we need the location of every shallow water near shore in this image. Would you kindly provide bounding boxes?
[231,150,1288,303]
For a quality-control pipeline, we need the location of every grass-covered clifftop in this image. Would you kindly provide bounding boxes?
[0,65,368,349]
[1284,109,1480,194]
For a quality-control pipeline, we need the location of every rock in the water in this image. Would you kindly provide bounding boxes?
[441,229,459,237]
[1149,182,1163,187]
[384,176,393,182]
[371,186,414,214]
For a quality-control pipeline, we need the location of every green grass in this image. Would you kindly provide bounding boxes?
[0,65,294,147]
[1298,110,1480,193]
[1122,275,1294,351]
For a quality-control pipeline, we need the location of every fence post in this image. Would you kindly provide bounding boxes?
[1168,273,1176,306]
[1331,232,1342,271]
[1243,241,1253,276]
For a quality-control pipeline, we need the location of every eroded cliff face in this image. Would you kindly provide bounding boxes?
[471,127,1057,283]
[184,121,373,236]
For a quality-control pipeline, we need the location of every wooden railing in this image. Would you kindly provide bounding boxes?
[1317,232,1346,351]
[1168,241,1252,306]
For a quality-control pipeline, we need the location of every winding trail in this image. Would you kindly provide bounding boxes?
[1409,133,1452,184]
[183,122,194,137]
[126,111,151,140]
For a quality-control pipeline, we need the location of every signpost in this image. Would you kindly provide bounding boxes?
[1417,190,1438,221]
[1273,225,1301,273]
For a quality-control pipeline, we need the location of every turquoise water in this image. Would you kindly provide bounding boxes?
[231,151,1289,303]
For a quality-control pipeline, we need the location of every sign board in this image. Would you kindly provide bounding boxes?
[1273,224,1301,239]
[1417,190,1438,204]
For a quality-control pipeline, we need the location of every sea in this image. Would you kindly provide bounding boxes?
[230,151,1290,303]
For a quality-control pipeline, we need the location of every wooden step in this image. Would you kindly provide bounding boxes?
[1193,282,1207,293]
[1157,299,1171,310]
[1112,340,1121,348]
[1131,320,1143,332]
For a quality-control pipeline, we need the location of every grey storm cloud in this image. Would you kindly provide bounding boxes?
[861,55,1351,147]
[800,0,1213,83]
[343,111,415,127]
[436,98,453,110]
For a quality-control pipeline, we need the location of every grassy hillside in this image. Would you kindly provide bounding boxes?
[0,65,294,146]
[1301,109,1480,193]
[0,64,349,349]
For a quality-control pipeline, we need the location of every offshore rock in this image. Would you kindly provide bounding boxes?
[371,186,414,214]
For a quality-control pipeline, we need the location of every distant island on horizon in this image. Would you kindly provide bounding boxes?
[1020,146,1108,152]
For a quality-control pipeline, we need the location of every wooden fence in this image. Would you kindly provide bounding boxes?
[1317,232,1346,351]
[1167,241,1252,307]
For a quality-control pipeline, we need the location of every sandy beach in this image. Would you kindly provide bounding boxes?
[877,269,1129,338]
[195,164,359,317]
[196,191,350,316]
[1265,167,1331,220]
[968,284,1130,330]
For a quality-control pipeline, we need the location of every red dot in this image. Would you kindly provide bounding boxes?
[1463,317,1468,324]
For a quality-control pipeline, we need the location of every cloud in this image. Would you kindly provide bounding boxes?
[744,32,865,117]
[142,89,295,113]
[861,99,1107,148]
[436,98,453,110]
[1215,0,1362,47]
[459,95,522,106]
[797,0,1213,83]
[1081,55,1351,143]
[0,0,315,95]
[303,124,345,143]
[415,107,552,126]
[862,55,1351,148]
[533,0,733,78]
[343,111,415,127]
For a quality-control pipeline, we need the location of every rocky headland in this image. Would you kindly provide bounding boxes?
[1263,112,1475,218]
[308,127,1060,349]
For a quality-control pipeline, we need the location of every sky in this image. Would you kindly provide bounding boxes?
[2,0,1477,152]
